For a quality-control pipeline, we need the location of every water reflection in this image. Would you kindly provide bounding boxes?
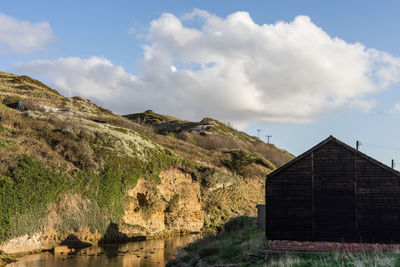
[8,235,201,267]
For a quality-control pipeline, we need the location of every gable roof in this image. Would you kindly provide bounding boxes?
[267,135,400,179]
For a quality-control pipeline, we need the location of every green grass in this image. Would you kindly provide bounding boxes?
[168,216,400,267]
[0,137,13,148]
[265,251,400,267]
[168,216,266,266]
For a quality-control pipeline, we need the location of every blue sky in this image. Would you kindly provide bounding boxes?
[2,1,400,166]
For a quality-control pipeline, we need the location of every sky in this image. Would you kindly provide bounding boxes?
[1,1,400,167]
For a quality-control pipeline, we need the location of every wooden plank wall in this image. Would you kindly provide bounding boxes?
[266,155,312,241]
[357,156,400,243]
[267,140,400,243]
[313,142,355,242]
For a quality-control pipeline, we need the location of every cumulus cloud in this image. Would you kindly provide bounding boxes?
[0,13,54,54]
[15,10,400,124]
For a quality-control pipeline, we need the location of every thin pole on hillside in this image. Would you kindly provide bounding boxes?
[265,135,272,147]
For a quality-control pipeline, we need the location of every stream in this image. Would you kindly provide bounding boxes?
[7,234,201,266]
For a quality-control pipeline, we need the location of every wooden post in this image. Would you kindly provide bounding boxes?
[392,159,395,169]
[311,152,315,241]
[354,154,359,242]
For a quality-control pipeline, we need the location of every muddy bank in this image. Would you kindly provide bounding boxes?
[7,234,202,267]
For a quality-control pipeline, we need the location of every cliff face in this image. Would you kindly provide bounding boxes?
[123,168,203,235]
[0,71,293,254]
[0,169,203,254]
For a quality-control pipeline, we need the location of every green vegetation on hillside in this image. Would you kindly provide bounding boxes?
[0,71,293,248]
[0,76,188,242]
[222,149,276,176]
[0,156,64,242]
[0,151,182,242]
[123,109,182,124]
[124,111,293,168]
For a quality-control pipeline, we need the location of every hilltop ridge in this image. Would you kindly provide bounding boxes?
[124,110,292,168]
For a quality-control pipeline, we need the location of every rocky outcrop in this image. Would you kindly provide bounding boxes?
[0,168,204,255]
[0,233,42,254]
[122,168,203,236]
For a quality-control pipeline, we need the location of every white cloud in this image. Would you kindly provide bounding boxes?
[15,10,400,124]
[384,103,400,114]
[0,13,54,54]
[18,57,137,103]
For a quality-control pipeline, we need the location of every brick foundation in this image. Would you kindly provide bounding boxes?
[268,240,400,252]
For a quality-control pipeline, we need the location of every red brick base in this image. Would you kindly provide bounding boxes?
[268,240,400,252]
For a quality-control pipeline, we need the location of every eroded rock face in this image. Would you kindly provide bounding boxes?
[0,233,42,254]
[122,168,203,236]
[0,169,204,254]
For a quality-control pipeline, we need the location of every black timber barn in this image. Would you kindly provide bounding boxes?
[266,135,400,243]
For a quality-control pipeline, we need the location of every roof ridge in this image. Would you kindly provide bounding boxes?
[267,135,400,179]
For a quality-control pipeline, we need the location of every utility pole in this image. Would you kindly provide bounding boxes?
[265,135,272,146]
[356,141,361,151]
[257,129,261,139]
[392,159,395,169]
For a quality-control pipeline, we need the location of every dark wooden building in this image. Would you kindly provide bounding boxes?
[266,135,400,243]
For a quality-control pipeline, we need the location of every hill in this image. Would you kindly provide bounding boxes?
[124,110,292,168]
[0,71,293,254]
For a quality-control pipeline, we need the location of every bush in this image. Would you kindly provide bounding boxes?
[2,95,22,109]
[192,133,243,150]
[221,150,257,176]
[165,194,180,212]
[221,149,276,176]
[224,216,255,233]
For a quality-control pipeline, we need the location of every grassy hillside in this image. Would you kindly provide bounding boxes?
[0,71,293,252]
[124,111,292,168]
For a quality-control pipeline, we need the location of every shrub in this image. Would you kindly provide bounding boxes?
[175,131,189,142]
[2,95,22,109]
[246,141,293,168]
[97,106,113,114]
[165,194,180,212]
[221,150,257,176]
[146,118,161,124]
[224,216,255,233]
[221,149,276,176]
[192,133,243,151]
